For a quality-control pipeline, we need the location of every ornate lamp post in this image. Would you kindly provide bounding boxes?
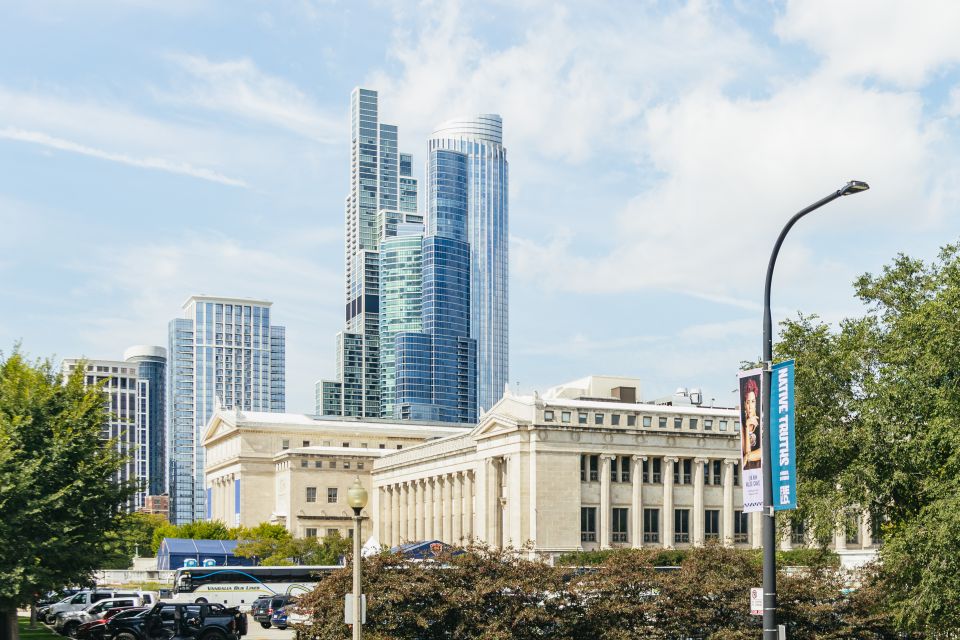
[347,477,368,640]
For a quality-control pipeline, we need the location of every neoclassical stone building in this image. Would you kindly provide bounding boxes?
[371,376,764,559]
[202,409,468,537]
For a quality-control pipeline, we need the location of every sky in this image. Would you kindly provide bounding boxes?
[2,0,960,414]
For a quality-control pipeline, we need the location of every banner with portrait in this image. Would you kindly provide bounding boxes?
[738,368,764,513]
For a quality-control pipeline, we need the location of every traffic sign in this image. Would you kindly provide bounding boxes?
[750,587,762,615]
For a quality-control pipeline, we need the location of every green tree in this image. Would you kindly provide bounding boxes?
[0,351,134,639]
[233,530,350,566]
[150,520,237,555]
[776,243,960,630]
[100,513,169,569]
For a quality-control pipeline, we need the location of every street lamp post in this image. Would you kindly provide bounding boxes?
[760,180,869,638]
[347,477,369,640]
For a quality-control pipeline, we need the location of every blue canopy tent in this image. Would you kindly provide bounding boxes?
[388,540,463,559]
[156,538,256,570]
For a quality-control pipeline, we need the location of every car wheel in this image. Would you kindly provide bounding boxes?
[194,597,208,604]
[114,632,138,640]
[46,614,57,625]
[259,622,271,629]
[199,631,226,640]
[276,626,286,631]
[64,621,80,638]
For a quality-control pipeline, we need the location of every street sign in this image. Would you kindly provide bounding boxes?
[750,587,762,615]
[344,594,367,624]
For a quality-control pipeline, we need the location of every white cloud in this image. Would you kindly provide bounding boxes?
[0,127,247,187]
[776,0,960,88]
[161,53,341,143]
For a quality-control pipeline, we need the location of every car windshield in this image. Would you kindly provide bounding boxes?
[70,594,87,605]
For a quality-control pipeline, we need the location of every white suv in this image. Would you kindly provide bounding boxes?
[44,591,155,624]
[53,596,149,637]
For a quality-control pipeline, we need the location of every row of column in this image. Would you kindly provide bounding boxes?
[209,474,236,524]
[595,455,748,549]
[379,471,475,547]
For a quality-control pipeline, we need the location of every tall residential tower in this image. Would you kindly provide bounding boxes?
[168,296,285,523]
[123,345,167,498]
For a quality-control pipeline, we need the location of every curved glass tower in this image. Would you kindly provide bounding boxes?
[428,116,508,413]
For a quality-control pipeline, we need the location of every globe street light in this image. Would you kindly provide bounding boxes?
[760,179,869,638]
[347,477,368,640]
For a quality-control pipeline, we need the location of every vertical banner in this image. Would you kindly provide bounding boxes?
[738,368,764,513]
[770,360,797,511]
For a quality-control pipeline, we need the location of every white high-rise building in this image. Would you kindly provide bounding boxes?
[62,358,150,510]
[168,295,286,524]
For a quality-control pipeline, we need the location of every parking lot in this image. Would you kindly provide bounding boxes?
[244,617,295,640]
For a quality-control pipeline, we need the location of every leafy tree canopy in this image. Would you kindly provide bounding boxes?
[0,350,134,638]
[776,243,960,629]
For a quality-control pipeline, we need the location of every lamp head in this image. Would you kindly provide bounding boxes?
[841,180,870,195]
[347,477,368,511]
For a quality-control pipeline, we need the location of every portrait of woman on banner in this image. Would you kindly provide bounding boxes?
[739,374,763,470]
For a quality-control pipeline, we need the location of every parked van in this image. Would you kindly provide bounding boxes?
[45,591,156,624]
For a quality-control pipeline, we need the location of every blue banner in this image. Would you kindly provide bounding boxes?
[770,360,797,511]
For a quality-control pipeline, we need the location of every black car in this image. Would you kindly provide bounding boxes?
[251,595,294,629]
[105,602,246,640]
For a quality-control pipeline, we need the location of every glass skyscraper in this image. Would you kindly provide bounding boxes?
[168,296,285,524]
[320,88,418,418]
[429,116,509,413]
[393,149,478,423]
[123,345,167,498]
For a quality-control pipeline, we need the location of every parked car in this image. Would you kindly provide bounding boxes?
[46,591,155,624]
[106,602,246,640]
[251,595,294,629]
[76,608,148,640]
[54,597,151,637]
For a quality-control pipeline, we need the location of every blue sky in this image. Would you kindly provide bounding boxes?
[3,0,960,413]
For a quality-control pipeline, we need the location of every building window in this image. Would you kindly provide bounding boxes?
[713,460,723,485]
[675,459,692,485]
[704,419,713,431]
[302,440,310,447]
[589,455,598,481]
[674,417,683,430]
[642,416,651,428]
[643,508,660,543]
[396,445,403,450]
[544,410,554,421]
[330,460,337,469]
[305,487,317,503]
[361,443,368,449]
[620,456,631,483]
[674,509,690,543]
[301,459,308,468]
[845,513,860,545]
[578,413,588,425]
[343,461,351,470]
[652,457,662,483]
[281,439,289,450]
[610,456,618,482]
[871,514,883,545]
[379,444,386,449]
[612,508,629,543]
[327,488,338,503]
[689,418,698,430]
[327,528,339,537]
[342,442,350,448]
[733,462,740,486]
[791,520,805,545]
[580,455,587,482]
[719,420,728,431]
[580,507,597,542]
[594,413,604,425]
[611,414,621,426]
[305,528,317,538]
[734,510,749,543]
[658,416,667,428]
[628,415,637,427]
[642,458,649,483]
[705,510,720,541]
[357,462,364,470]
[561,411,571,423]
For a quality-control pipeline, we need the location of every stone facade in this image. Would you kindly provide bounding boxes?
[201,409,468,537]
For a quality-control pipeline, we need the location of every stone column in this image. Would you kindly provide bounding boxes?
[487,458,500,546]
[464,471,475,541]
[408,481,418,542]
[452,472,464,543]
[722,460,735,546]
[663,457,677,548]
[378,487,388,543]
[693,457,707,546]
[599,455,613,549]
[414,480,425,541]
[631,456,645,548]
[862,509,873,547]
[432,478,443,542]
[442,475,453,543]
[399,482,409,543]
[424,478,435,540]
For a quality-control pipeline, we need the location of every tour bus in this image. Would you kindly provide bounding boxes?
[168,566,340,610]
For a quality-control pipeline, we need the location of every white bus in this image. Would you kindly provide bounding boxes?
[169,566,341,610]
